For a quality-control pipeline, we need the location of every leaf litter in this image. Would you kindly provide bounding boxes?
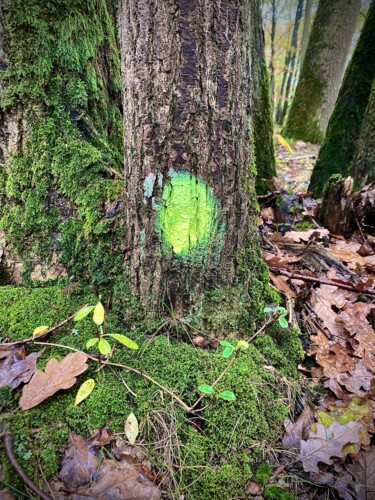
[260,142,375,497]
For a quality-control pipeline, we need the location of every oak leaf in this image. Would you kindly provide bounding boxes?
[20,351,88,410]
[346,447,375,499]
[0,346,41,389]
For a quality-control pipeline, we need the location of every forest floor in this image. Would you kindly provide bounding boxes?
[257,139,375,499]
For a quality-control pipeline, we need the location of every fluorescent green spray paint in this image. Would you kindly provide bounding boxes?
[159,171,218,255]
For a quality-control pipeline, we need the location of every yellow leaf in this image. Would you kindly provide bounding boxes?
[125,412,139,445]
[276,134,294,155]
[93,301,105,326]
[75,379,95,406]
[32,325,49,339]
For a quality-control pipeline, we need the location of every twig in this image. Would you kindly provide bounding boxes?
[33,341,192,412]
[247,314,277,343]
[2,304,90,347]
[3,432,52,500]
[269,267,375,295]
[351,201,366,244]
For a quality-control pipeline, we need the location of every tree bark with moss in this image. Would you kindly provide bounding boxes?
[119,0,274,330]
[309,0,375,196]
[350,78,375,187]
[282,0,361,144]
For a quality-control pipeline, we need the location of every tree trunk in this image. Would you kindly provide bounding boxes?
[300,0,313,67]
[275,0,304,125]
[252,0,277,195]
[120,0,271,327]
[0,0,123,286]
[309,0,375,196]
[350,78,375,186]
[269,0,277,112]
[282,0,361,143]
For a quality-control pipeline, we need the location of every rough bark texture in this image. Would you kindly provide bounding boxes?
[282,0,361,143]
[251,0,276,195]
[309,0,375,196]
[300,0,313,67]
[0,0,123,286]
[350,77,375,186]
[120,0,270,323]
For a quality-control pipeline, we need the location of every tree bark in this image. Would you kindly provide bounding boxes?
[269,0,277,111]
[252,0,276,194]
[282,0,361,143]
[300,0,313,67]
[120,0,268,323]
[350,77,375,186]
[275,0,304,125]
[309,0,375,196]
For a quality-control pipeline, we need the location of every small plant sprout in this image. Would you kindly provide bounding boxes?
[219,339,249,359]
[198,384,236,402]
[74,300,139,357]
[264,306,289,328]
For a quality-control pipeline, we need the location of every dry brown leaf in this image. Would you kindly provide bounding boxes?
[20,351,88,410]
[282,404,315,449]
[246,481,262,495]
[260,207,275,224]
[346,447,375,499]
[0,346,41,389]
[269,228,329,243]
[300,421,362,473]
[59,434,97,488]
[269,272,297,298]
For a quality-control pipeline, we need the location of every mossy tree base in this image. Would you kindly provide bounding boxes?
[0,282,303,498]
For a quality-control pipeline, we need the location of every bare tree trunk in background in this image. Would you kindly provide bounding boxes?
[309,0,375,196]
[350,78,375,186]
[282,0,361,143]
[300,0,313,67]
[269,0,277,112]
[278,0,304,125]
[276,0,304,125]
[120,0,270,328]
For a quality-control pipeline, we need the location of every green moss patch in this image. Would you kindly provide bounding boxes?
[0,283,303,498]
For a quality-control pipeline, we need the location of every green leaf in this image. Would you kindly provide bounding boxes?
[236,340,249,350]
[220,340,233,348]
[223,346,234,358]
[198,384,215,395]
[218,390,236,402]
[93,302,105,326]
[98,337,111,355]
[32,325,49,339]
[86,338,99,349]
[73,305,95,322]
[278,317,289,329]
[125,412,139,445]
[263,307,273,313]
[75,379,95,406]
[107,334,139,350]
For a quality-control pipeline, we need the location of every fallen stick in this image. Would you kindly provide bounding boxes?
[269,267,375,295]
[3,432,52,500]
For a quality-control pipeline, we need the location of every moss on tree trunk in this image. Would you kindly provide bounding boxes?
[350,77,375,187]
[309,0,375,196]
[120,0,275,331]
[282,0,361,144]
[0,0,124,286]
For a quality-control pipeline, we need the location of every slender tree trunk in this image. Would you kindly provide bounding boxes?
[279,0,304,125]
[309,0,375,196]
[269,0,277,111]
[276,0,304,125]
[350,78,375,186]
[282,0,361,143]
[120,0,270,327]
[252,0,276,194]
[300,0,313,67]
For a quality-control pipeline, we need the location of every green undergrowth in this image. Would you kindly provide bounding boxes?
[0,0,124,286]
[0,283,302,499]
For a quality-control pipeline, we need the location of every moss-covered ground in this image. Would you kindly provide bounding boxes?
[0,282,303,498]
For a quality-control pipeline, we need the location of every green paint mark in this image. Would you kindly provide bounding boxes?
[159,171,217,255]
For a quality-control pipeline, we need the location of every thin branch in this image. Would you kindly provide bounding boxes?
[2,304,90,347]
[3,433,52,500]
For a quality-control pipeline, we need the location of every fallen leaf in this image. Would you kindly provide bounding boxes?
[0,346,41,389]
[246,481,262,495]
[75,378,95,406]
[20,351,88,410]
[269,228,329,243]
[282,404,315,449]
[59,434,97,488]
[125,412,139,445]
[346,447,375,499]
[269,272,297,298]
[300,421,362,473]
